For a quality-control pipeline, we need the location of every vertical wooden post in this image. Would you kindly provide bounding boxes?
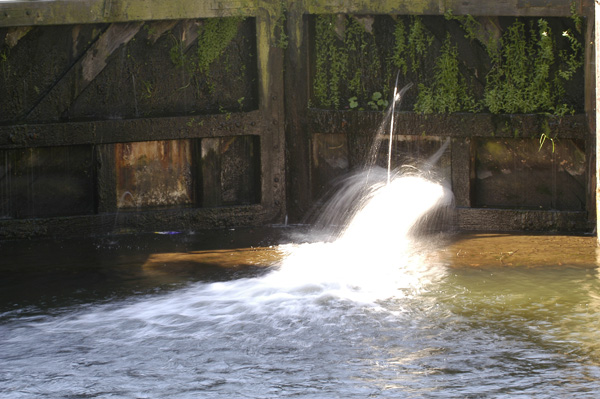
[596,0,600,243]
[256,4,286,221]
[284,5,311,222]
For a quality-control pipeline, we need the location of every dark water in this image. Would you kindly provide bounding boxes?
[1,228,599,398]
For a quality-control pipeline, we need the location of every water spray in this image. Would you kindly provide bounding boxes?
[387,75,413,184]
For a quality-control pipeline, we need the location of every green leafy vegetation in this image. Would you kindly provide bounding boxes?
[407,16,434,76]
[447,12,583,116]
[415,34,478,114]
[313,15,385,110]
[391,19,408,76]
[368,92,388,110]
[313,14,347,109]
[483,19,554,114]
[312,13,583,119]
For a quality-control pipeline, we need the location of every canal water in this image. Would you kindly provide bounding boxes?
[1,226,599,398]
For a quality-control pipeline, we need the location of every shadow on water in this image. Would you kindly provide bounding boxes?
[0,227,297,319]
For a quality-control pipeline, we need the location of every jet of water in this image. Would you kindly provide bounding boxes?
[387,77,413,184]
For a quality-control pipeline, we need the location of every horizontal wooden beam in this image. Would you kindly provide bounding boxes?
[4,111,586,149]
[307,111,589,140]
[303,0,586,17]
[0,0,588,28]
[457,208,592,232]
[0,204,276,240]
[0,111,266,148]
[0,0,259,27]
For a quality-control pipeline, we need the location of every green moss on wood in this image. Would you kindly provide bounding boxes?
[169,16,244,94]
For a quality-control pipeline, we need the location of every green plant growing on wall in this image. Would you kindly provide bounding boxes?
[407,16,434,76]
[482,18,581,115]
[445,10,494,49]
[391,19,408,76]
[389,16,434,110]
[313,14,347,109]
[539,121,557,153]
[447,10,583,117]
[415,34,478,114]
[143,23,158,39]
[570,1,583,33]
[170,17,244,94]
[237,96,245,109]
[558,29,583,81]
[313,15,385,110]
[346,17,368,101]
[367,92,388,110]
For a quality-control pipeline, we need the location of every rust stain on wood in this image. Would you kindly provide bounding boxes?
[115,140,193,208]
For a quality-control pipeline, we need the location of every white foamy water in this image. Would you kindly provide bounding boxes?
[269,169,454,303]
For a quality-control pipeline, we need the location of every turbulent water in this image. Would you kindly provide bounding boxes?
[2,169,600,398]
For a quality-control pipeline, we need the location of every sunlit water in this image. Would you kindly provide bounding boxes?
[1,173,600,398]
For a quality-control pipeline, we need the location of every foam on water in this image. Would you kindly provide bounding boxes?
[268,167,454,303]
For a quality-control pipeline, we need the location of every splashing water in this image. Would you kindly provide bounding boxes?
[268,80,454,302]
[271,166,453,302]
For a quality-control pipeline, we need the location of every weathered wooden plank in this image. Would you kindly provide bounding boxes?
[0,204,272,239]
[115,140,194,209]
[304,0,582,16]
[451,138,472,207]
[0,111,265,149]
[457,208,591,232]
[96,144,117,213]
[145,20,179,44]
[307,111,589,140]
[596,0,600,242]
[25,22,143,122]
[255,7,286,220]
[201,138,223,207]
[284,6,311,221]
[0,0,584,29]
[0,145,96,219]
[3,25,32,47]
[0,0,259,27]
